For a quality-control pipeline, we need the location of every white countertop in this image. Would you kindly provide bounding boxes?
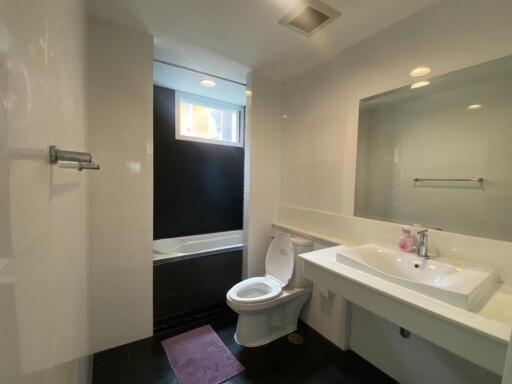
[300,245,512,344]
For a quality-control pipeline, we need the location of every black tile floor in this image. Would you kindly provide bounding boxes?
[92,308,397,384]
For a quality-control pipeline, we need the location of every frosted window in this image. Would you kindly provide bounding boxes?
[176,92,243,147]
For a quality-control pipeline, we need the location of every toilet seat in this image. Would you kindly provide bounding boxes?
[227,276,282,304]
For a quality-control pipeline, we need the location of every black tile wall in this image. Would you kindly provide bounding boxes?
[189,284,230,310]
[154,293,189,321]
[153,85,244,240]
[153,258,188,298]
[153,249,242,331]
[188,250,242,287]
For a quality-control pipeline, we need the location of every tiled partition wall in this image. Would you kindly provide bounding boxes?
[87,18,154,353]
[243,73,284,278]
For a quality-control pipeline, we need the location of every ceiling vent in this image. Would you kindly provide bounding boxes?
[279,0,341,37]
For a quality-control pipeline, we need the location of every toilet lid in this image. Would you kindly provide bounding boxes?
[265,233,294,287]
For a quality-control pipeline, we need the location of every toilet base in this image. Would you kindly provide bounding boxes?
[232,289,310,347]
[234,326,297,347]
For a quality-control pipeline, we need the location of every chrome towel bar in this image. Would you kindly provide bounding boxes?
[413,177,484,183]
[57,161,101,171]
[49,145,100,171]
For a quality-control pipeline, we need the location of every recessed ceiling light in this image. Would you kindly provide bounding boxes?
[467,104,482,110]
[411,80,430,89]
[200,79,216,87]
[410,66,431,77]
[245,90,253,97]
[282,114,289,119]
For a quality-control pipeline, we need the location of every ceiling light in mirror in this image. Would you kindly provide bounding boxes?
[410,66,431,77]
[410,80,430,89]
[245,90,253,97]
[200,79,216,87]
[356,54,512,242]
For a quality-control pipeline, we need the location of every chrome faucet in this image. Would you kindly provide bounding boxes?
[416,229,429,259]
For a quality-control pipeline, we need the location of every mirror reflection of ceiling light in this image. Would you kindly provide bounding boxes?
[200,79,216,87]
[410,66,431,77]
[245,90,253,97]
[467,104,482,110]
[126,161,142,174]
[410,80,430,89]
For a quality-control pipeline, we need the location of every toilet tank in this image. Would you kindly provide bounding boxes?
[289,234,313,289]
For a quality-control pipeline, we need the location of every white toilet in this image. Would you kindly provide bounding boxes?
[226,233,313,347]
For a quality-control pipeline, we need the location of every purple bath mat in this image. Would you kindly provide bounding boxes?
[161,325,244,384]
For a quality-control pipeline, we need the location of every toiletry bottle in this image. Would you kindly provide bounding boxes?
[398,226,416,252]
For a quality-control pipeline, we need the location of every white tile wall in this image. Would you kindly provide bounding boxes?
[244,73,284,277]
[87,18,154,353]
[0,0,92,382]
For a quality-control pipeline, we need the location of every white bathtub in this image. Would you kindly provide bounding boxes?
[153,230,244,261]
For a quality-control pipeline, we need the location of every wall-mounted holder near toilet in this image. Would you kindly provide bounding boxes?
[317,285,334,299]
[49,145,100,171]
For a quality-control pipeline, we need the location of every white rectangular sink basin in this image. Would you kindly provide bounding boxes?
[336,244,498,310]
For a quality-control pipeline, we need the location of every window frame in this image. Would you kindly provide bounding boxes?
[175,91,245,148]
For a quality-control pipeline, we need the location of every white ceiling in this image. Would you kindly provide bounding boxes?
[154,62,247,106]
[88,0,439,83]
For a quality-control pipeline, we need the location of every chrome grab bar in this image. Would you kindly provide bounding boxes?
[413,178,483,183]
[49,145,100,171]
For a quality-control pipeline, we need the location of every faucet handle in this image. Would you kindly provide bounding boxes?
[415,229,429,258]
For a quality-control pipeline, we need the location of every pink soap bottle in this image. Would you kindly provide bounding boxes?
[398,226,416,252]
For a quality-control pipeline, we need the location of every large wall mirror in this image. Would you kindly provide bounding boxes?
[355,55,512,242]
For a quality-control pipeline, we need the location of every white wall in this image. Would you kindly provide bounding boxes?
[87,18,154,353]
[244,73,283,277]
[350,306,501,384]
[281,0,512,217]
[279,0,512,382]
[0,0,92,383]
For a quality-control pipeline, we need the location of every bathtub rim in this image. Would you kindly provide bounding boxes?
[153,244,244,265]
[153,230,244,264]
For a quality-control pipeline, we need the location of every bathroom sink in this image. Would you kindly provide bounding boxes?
[336,244,498,310]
